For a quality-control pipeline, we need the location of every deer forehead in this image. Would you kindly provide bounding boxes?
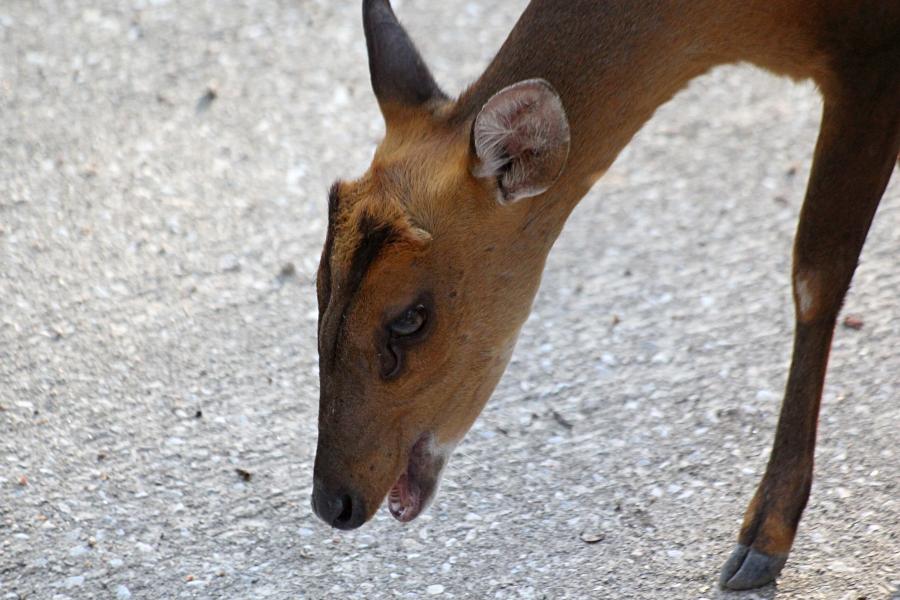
[374,120,473,190]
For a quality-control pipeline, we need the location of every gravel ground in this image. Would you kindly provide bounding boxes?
[2,1,899,599]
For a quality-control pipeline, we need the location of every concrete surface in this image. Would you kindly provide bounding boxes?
[2,1,899,599]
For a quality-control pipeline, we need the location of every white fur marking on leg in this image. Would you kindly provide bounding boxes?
[795,274,815,320]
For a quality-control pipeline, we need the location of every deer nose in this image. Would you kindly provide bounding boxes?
[311,478,366,530]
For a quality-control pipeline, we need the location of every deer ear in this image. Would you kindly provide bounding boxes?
[363,0,445,114]
[472,79,570,204]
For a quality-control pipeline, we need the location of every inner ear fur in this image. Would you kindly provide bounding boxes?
[471,79,570,204]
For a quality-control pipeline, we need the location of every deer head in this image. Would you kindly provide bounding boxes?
[311,0,571,529]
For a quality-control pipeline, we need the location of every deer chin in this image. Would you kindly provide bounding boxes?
[386,433,452,523]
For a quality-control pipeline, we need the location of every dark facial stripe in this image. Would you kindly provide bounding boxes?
[346,214,395,303]
[316,182,341,327]
[319,212,397,371]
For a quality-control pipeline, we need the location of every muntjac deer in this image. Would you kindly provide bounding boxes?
[312,0,900,590]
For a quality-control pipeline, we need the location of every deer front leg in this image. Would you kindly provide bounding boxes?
[719,83,900,590]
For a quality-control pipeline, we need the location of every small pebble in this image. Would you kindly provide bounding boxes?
[843,314,864,330]
[580,530,605,544]
[426,584,445,595]
[116,585,132,599]
[278,262,296,281]
[196,86,217,113]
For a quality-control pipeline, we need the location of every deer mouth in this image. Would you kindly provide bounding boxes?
[387,433,447,523]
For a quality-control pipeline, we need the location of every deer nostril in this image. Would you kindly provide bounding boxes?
[335,494,354,525]
[311,481,366,530]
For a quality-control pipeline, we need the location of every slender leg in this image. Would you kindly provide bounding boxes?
[720,83,900,590]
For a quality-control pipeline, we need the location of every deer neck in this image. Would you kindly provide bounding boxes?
[449,0,817,248]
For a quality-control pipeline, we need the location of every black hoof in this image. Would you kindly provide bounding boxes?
[719,543,787,590]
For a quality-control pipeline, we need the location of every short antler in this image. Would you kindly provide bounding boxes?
[362,0,445,113]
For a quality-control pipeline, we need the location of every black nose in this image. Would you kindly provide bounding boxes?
[311,478,366,530]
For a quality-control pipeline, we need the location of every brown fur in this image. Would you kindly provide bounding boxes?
[314,0,900,587]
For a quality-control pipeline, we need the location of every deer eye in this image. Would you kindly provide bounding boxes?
[389,305,427,337]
